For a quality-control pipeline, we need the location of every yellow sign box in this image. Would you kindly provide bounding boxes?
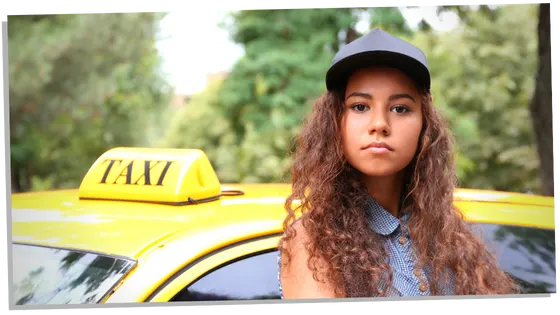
[78,147,222,205]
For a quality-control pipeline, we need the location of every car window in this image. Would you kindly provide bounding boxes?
[12,243,136,304]
[472,223,556,293]
[171,250,281,301]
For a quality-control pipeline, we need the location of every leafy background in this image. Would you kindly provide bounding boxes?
[8,4,553,196]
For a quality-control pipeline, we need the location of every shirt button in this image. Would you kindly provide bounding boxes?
[398,236,406,244]
[419,283,428,292]
[414,269,422,277]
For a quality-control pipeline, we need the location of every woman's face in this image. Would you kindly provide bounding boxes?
[341,67,423,178]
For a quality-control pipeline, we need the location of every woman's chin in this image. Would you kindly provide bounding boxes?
[353,163,407,178]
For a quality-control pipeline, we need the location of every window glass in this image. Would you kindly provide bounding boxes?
[171,250,281,301]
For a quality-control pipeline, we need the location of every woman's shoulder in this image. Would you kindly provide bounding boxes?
[279,215,310,249]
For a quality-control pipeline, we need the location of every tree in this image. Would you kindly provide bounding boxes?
[411,4,541,193]
[370,7,413,37]
[209,9,356,182]
[8,13,171,192]
[161,5,544,193]
[431,4,552,195]
[530,4,553,196]
[159,76,239,182]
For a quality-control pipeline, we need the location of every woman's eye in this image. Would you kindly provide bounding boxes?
[391,105,409,114]
[352,104,368,112]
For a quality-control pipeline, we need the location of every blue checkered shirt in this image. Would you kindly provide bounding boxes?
[277,197,455,298]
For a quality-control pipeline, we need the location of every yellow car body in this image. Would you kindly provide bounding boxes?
[10,148,556,305]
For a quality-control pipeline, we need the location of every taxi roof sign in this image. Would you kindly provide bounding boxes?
[78,147,222,205]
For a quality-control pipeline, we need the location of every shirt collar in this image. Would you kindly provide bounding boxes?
[365,197,411,236]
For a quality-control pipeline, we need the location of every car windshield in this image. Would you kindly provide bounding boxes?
[12,243,136,305]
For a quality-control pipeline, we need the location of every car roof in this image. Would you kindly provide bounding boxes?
[11,183,291,259]
[11,183,554,260]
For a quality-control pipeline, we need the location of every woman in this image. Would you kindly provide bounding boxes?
[278,28,518,298]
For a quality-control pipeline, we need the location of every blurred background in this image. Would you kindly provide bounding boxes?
[8,4,553,196]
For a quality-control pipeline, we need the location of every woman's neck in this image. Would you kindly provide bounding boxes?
[361,172,404,217]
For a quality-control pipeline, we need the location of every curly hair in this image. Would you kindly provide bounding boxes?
[280,87,519,297]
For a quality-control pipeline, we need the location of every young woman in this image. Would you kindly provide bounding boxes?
[278,28,518,298]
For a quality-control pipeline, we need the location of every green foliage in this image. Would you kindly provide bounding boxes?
[15,5,543,195]
[162,5,541,194]
[9,13,172,191]
[369,7,413,36]
[160,78,233,179]
[411,4,540,192]
[208,8,412,183]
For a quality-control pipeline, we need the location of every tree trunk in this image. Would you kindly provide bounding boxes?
[11,166,22,193]
[530,4,553,196]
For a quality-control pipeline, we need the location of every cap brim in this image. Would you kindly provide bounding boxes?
[326,50,431,91]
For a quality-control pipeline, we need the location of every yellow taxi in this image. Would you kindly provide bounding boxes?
[10,147,556,306]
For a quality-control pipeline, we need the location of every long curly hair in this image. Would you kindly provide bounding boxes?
[280,87,519,297]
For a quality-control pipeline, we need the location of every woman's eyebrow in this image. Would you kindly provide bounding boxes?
[388,93,416,103]
[345,92,416,103]
[346,92,372,100]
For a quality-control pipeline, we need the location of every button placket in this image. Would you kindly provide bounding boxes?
[399,219,432,296]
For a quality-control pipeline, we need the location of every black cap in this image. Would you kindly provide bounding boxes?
[326,28,430,91]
